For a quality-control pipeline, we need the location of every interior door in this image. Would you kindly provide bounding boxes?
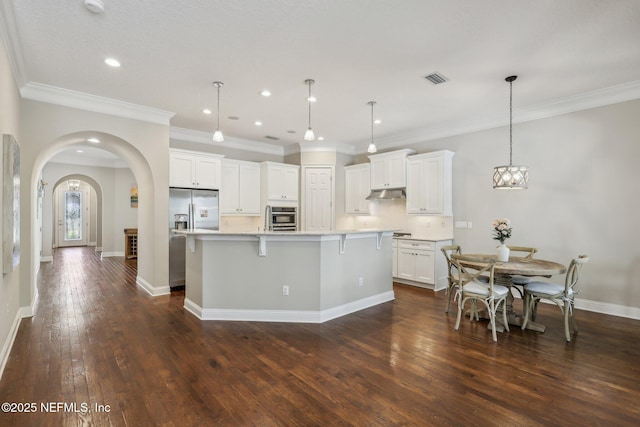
[304,167,332,231]
[57,185,89,247]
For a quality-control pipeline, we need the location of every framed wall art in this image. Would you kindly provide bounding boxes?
[3,134,20,273]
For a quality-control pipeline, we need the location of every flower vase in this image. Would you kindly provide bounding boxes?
[497,244,510,262]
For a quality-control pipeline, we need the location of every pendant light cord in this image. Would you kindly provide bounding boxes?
[370,102,374,142]
[509,78,513,166]
[308,81,312,128]
[216,84,221,131]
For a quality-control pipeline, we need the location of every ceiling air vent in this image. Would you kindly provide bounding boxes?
[265,135,280,140]
[424,72,448,85]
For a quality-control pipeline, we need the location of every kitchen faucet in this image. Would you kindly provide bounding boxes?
[264,205,272,232]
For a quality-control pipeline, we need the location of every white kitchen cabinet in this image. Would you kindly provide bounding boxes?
[261,162,299,203]
[392,238,398,277]
[344,164,370,214]
[393,238,452,291]
[368,149,415,190]
[170,149,224,189]
[406,150,454,215]
[220,159,261,215]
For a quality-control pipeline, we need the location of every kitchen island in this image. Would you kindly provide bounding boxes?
[174,229,395,323]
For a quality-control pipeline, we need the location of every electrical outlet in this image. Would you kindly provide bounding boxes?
[467,222,473,229]
[282,285,289,296]
[358,277,364,286]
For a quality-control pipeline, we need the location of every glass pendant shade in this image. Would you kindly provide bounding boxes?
[304,127,315,141]
[367,142,377,153]
[212,130,224,142]
[493,75,529,190]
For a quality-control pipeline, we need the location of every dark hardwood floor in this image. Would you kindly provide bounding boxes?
[1,247,639,426]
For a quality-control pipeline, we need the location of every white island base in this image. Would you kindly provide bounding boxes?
[178,230,395,323]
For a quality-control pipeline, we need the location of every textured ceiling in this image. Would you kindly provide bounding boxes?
[5,0,640,157]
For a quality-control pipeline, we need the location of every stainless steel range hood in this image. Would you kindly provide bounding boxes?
[365,188,406,200]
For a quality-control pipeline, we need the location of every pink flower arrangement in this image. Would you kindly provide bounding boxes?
[492,218,512,244]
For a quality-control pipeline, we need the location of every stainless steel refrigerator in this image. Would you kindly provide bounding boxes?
[169,188,219,288]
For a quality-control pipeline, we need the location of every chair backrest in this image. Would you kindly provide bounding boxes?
[565,255,589,293]
[507,245,538,259]
[451,255,496,290]
[441,245,462,281]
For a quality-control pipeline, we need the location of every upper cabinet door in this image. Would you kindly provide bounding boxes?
[220,161,240,213]
[238,163,261,213]
[405,150,454,215]
[170,153,196,188]
[345,164,370,214]
[368,149,415,189]
[170,149,224,189]
[262,162,299,203]
[194,155,221,189]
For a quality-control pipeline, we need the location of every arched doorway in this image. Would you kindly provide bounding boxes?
[27,130,169,312]
[48,176,102,253]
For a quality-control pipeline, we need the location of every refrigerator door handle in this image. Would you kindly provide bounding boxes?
[189,203,195,230]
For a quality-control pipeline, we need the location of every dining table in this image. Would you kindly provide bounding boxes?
[451,253,567,333]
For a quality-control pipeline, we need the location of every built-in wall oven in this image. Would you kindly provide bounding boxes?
[271,206,297,231]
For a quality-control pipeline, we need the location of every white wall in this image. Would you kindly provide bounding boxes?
[393,100,640,311]
[0,26,22,379]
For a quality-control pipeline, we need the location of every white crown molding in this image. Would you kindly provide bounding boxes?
[20,82,175,125]
[170,126,284,156]
[0,0,27,87]
[296,142,356,156]
[371,79,640,153]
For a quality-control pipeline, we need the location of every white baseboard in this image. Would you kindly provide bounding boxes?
[184,290,395,323]
[94,247,102,252]
[100,251,125,258]
[40,255,53,263]
[89,242,97,247]
[1,290,39,381]
[508,289,640,321]
[136,275,170,296]
[0,310,22,381]
[575,298,640,320]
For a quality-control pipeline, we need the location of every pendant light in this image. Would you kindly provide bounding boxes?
[304,79,315,141]
[493,75,528,189]
[212,81,224,142]
[367,101,377,154]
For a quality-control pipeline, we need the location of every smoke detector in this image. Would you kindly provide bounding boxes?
[84,0,105,14]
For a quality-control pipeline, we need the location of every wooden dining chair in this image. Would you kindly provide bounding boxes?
[441,245,488,313]
[452,258,510,342]
[521,255,589,342]
[507,245,539,300]
[441,245,463,313]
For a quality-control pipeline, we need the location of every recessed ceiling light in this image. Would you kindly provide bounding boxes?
[104,57,121,67]
[202,109,212,114]
[87,138,100,143]
[318,136,324,141]
[76,149,84,153]
[374,119,382,124]
[254,121,263,126]
[260,90,271,97]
